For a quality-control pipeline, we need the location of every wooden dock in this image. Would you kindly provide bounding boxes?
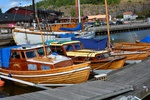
[1,57,150,99]
[0,34,15,46]
[89,22,150,35]
[0,81,133,100]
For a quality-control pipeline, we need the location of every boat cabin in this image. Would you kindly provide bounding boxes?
[50,41,111,62]
[0,44,73,71]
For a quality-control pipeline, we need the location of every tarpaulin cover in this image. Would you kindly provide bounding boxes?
[59,23,82,31]
[0,45,20,68]
[60,34,75,38]
[140,36,150,43]
[71,37,108,50]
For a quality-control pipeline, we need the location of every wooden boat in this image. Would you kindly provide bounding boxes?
[111,50,149,64]
[112,42,150,57]
[113,42,150,51]
[0,44,91,85]
[49,41,126,70]
[115,42,150,46]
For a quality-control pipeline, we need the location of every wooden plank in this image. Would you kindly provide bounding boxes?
[0,80,133,100]
[59,84,111,97]
[107,57,150,99]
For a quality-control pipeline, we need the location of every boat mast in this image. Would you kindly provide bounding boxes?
[104,0,111,51]
[33,0,47,57]
[36,15,47,57]
[75,0,81,23]
[32,0,36,21]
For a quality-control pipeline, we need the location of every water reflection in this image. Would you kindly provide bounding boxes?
[0,81,43,98]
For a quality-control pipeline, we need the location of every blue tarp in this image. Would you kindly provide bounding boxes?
[60,34,75,38]
[0,45,20,68]
[71,37,108,50]
[59,23,82,31]
[140,36,150,43]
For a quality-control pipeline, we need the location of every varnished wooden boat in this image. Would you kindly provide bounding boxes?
[0,44,91,85]
[111,50,149,64]
[113,42,150,51]
[113,42,150,57]
[50,41,126,70]
[115,42,150,46]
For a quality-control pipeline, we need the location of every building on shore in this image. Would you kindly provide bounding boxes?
[0,7,64,24]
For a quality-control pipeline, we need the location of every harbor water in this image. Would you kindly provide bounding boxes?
[0,29,150,99]
[94,29,150,44]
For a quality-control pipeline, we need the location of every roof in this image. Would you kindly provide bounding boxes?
[66,50,109,57]
[123,12,133,15]
[0,13,31,22]
[88,14,106,20]
[5,6,64,16]
[50,41,80,46]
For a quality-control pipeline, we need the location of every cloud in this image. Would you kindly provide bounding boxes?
[10,2,20,7]
[0,0,43,13]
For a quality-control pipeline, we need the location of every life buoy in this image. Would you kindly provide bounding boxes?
[0,80,5,87]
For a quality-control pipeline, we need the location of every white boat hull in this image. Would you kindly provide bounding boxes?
[13,28,72,45]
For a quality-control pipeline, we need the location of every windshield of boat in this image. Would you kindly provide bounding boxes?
[74,43,81,50]
[37,47,51,56]
[64,44,74,51]
[26,50,37,58]
[37,48,44,56]
[104,53,110,58]
[96,52,110,59]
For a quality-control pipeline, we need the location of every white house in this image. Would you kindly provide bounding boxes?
[123,12,137,20]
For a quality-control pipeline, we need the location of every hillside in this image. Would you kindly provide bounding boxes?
[37,0,150,17]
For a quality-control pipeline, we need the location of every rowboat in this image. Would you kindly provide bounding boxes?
[113,42,150,51]
[111,50,149,64]
[113,42,150,56]
[49,40,126,70]
[0,44,91,85]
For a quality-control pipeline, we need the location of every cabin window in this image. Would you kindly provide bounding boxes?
[11,52,20,59]
[50,46,63,55]
[104,53,110,58]
[26,51,37,58]
[64,45,74,51]
[41,65,50,70]
[74,43,81,50]
[96,55,105,59]
[46,47,51,54]
[37,48,44,56]
[28,64,37,70]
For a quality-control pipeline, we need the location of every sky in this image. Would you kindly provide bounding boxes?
[0,0,42,13]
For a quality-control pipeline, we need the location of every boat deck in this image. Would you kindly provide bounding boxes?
[1,57,150,100]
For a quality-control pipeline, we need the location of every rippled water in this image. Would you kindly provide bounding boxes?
[0,82,43,98]
[94,29,150,44]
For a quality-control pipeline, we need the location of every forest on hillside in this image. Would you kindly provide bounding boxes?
[33,0,150,18]
[36,0,120,9]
